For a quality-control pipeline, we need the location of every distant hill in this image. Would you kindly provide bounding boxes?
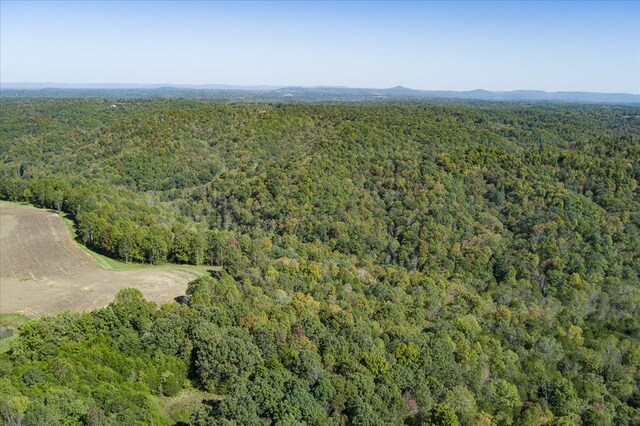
[1,83,638,104]
[0,82,283,90]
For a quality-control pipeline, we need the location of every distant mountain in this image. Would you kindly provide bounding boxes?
[1,83,638,104]
[252,86,640,104]
[0,82,283,91]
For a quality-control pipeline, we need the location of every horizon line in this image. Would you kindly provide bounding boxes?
[1,82,639,95]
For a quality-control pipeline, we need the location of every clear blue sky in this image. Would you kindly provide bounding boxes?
[1,1,639,93]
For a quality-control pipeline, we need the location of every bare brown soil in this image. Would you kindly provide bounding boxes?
[0,203,197,317]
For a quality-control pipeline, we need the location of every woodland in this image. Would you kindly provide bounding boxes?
[0,99,639,425]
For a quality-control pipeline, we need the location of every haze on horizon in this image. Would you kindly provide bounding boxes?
[1,1,639,94]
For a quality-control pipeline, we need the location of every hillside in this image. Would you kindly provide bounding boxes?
[0,99,639,424]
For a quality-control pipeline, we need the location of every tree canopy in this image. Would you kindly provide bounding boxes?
[0,99,639,425]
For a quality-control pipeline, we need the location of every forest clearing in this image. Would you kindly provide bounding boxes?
[0,202,206,317]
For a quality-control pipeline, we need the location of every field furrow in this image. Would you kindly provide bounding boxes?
[0,202,199,317]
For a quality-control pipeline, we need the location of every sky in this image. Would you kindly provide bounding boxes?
[1,1,639,93]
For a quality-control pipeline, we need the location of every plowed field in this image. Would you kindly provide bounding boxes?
[0,202,198,317]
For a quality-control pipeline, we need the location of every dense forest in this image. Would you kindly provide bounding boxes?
[0,99,639,425]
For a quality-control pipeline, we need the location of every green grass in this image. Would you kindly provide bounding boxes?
[0,200,32,209]
[0,313,29,354]
[0,313,29,329]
